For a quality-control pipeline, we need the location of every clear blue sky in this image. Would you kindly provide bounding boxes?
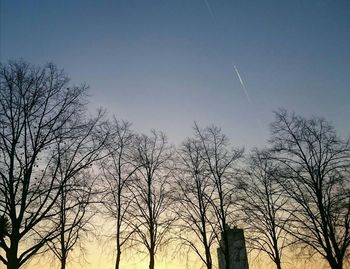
[1,0,349,147]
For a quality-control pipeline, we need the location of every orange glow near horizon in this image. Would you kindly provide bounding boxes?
[19,237,337,269]
[1,215,342,269]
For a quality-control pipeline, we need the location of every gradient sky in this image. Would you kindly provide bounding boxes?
[1,0,350,147]
[1,1,350,268]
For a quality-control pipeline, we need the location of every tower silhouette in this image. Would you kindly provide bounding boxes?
[217,228,249,269]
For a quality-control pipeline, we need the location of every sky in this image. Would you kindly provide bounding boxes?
[1,1,350,267]
[1,0,350,147]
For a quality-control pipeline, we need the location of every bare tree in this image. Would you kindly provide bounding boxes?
[46,113,107,269]
[100,119,137,269]
[175,138,216,269]
[193,124,243,269]
[0,60,106,269]
[128,130,174,269]
[269,109,350,269]
[48,172,94,269]
[237,149,290,269]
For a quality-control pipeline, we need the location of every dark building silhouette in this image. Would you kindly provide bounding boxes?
[217,228,249,269]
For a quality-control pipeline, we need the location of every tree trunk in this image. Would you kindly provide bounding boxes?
[7,238,20,269]
[205,247,212,269]
[60,249,67,269]
[115,208,122,269]
[275,258,282,269]
[328,258,342,269]
[60,258,66,269]
[149,251,155,269]
[223,231,230,269]
[273,240,282,269]
[7,258,20,269]
[115,248,121,269]
[7,255,20,269]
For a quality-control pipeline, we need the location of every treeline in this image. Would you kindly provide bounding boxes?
[0,61,349,269]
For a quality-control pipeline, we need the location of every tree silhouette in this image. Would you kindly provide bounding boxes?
[128,130,174,269]
[46,112,107,269]
[100,119,137,269]
[237,149,290,269]
[0,60,106,269]
[269,109,350,269]
[193,124,243,269]
[175,137,216,269]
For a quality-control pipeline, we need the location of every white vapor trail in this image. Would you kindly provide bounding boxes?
[233,64,252,105]
[203,0,215,21]
[232,64,264,132]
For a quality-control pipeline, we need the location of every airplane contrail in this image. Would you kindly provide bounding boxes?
[233,64,252,105]
[203,0,215,21]
[232,64,265,132]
